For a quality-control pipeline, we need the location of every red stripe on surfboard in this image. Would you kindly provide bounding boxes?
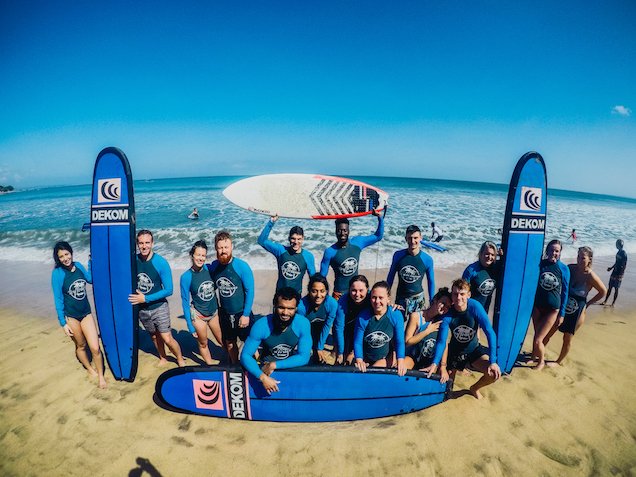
[311,174,389,197]
[311,207,386,220]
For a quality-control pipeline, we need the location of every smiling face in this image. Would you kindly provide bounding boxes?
[191,246,207,269]
[57,249,73,268]
[137,233,153,258]
[349,279,368,304]
[433,295,452,316]
[577,249,592,269]
[479,245,497,267]
[406,231,421,254]
[215,238,233,265]
[274,296,298,325]
[451,285,470,312]
[370,286,389,315]
[336,223,350,246]
[309,281,327,307]
[289,233,304,253]
[546,242,562,263]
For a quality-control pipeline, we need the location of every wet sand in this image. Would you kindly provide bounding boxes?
[1,258,635,476]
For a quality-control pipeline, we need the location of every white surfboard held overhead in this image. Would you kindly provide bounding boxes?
[222,174,389,219]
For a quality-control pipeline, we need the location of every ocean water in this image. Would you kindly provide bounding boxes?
[1,175,634,271]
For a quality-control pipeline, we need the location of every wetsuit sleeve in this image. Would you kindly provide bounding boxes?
[257,220,286,257]
[462,262,476,282]
[296,299,307,317]
[471,300,497,364]
[350,215,384,249]
[234,259,254,316]
[332,296,346,354]
[277,316,312,369]
[302,250,316,277]
[389,308,406,359]
[320,246,337,278]
[240,317,272,379]
[51,268,66,326]
[180,270,195,334]
[432,316,452,365]
[77,261,92,284]
[317,296,338,350]
[559,261,570,317]
[144,255,173,302]
[386,251,400,288]
[353,311,368,359]
[420,253,435,302]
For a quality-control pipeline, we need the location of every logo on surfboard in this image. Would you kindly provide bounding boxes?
[97,178,122,203]
[520,186,542,211]
[193,379,224,411]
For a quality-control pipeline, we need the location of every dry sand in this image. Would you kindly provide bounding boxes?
[1,258,635,476]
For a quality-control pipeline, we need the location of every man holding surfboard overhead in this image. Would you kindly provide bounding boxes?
[320,210,384,300]
[387,225,435,315]
[257,215,316,294]
[128,230,185,367]
[240,287,312,394]
[209,230,255,364]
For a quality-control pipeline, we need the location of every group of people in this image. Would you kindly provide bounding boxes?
[51,213,627,397]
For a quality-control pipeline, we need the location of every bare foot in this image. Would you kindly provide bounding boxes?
[87,367,98,378]
[157,358,169,367]
[533,361,546,371]
[98,376,108,389]
[469,385,484,400]
[177,358,186,367]
[546,361,561,368]
[461,369,473,376]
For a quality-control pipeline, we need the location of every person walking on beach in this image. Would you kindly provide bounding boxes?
[209,230,255,364]
[543,246,606,366]
[257,215,316,294]
[129,230,185,367]
[51,241,107,388]
[387,225,435,316]
[602,239,628,307]
[430,222,444,243]
[530,240,569,371]
[240,287,311,394]
[320,210,384,300]
[180,240,222,365]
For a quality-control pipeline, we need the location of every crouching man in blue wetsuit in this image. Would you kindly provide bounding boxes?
[129,229,185,367]
[240,287,312,394]
[209,231,255,364]
[423,279,501,399]
[320,210,384,300]
[257,215,316,295]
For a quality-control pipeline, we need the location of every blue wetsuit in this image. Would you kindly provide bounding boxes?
[257,220,316,293]
[136,253,173,310]
[333,293,371,356]
[387,249,435,310]
[534,259,570,317]
[51,262,92,326]
[353,307,405,363]
[462,260,501,313]
[320,216,384,294]
[180,266,219,333]
[240,314,312,379]
[432,299,497,370]
[297,295,339,351]
[407,313,441,368]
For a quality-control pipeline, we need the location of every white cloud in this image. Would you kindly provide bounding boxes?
[612,105,632,117]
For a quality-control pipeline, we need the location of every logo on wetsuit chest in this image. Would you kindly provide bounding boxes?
[565,297,579,315]
[216,277,238,298]
[68,279,87,300]
[270,344,293,359]
[477,278,496,297]
[399,265,421,284]
[197,281,216,302]
[339,257,358,277]
[453,325,476,343]
[419,337,436,359]
[539,272,560,291]
[281,261,301,280]
[365,331,390,348]
[137,273,154,294]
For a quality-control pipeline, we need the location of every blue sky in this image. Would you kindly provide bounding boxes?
[1,1,635,197]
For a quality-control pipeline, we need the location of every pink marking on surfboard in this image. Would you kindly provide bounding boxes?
[311,174,389,196]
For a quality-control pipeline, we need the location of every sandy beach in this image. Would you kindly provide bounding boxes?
[1,257,635,476]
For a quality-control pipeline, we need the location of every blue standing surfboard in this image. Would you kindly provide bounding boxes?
[155,365,451,422]
[493,152,547,374]
[90,147,138,381]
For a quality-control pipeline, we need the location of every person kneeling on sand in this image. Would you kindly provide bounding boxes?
[240,287,312,394]
[423,279,501,399]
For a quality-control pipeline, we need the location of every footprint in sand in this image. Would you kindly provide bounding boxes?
[614,320,626,324]
[170,435,193,447]
[538,445,581,467]
[561,375,575,386]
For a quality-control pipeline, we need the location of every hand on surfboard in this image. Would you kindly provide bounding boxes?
[355,358,367,373]
[128,290,146,305]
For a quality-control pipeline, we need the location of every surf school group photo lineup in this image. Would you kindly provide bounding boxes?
[52,199,628,402]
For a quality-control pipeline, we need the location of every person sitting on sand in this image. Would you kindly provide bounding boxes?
[208,230,255,364]
[180,240,222,365]
[602,239,628,307]
[423,279,501,399]
[296,274,339,364]
[320,210,384,300]
[51,241,107,388]
[257,215,316,294]
[240,287,312,394]
[129,229,186,367]
[353,281,407,376]
[543,246,606,366]
[387,224,435,316]
[529,239,569,371]
[404,287,452,379]
[462,241,501,314]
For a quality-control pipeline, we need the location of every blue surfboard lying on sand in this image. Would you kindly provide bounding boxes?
[155,365,452,422]
[493,152,547,374]
[421,240,447,252]
[90,147,138,381]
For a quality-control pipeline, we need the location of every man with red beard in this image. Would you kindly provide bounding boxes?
[208,231,255,363]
